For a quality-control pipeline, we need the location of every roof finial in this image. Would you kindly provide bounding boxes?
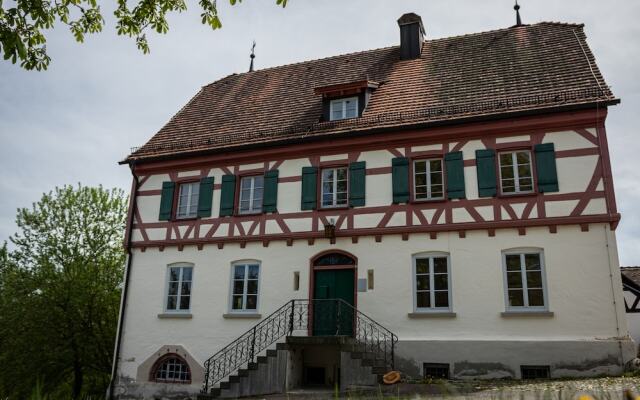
[514,0,523,26]
[249,40,256,72]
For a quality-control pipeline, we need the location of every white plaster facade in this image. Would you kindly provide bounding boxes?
[113,120,633,399]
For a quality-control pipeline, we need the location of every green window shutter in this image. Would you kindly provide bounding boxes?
[219,175,236,217]
[349,161,366,207]
[476,149,497,197]
[263,170,279,213]
[197,177,215,218]
[392,157,409,204]
[444,151,465,199]
[534,143,559,193]
[301,166,318,210]
[158,181,175,221]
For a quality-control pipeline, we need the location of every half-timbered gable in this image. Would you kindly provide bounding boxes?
[112,13,634,399]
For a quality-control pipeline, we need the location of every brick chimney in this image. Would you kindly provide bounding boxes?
[397,13,425,60]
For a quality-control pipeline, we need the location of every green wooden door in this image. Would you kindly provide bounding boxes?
[313,269,355,336]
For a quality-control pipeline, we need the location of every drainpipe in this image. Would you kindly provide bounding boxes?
[604,224,626,370]
[108,162,139,399]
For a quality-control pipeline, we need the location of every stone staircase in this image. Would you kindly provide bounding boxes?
[198,336,390,399]
[198,299,397,399]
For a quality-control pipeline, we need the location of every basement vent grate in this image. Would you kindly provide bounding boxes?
[520,365,550,380]
[423,363,450,379]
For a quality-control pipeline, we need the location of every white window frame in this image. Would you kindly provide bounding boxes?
[501,248,549,312]
[164,263,194,313]
[176,182,199,219]
[413,158,445,201]
[228,260,261,313]
[320,167,349,208]
[238,175,264,215]
[329,96,359,121]
[412,252,452,312]
[498,150,534,195]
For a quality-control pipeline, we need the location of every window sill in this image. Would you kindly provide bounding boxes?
[172,216,198,222]
[223,313,262,319]
[319,206,350,211]
[408,312,456,318]
[157,313,192,319]
[497,191,538,199]
[236,211,263,217]
[411,198,447,204]
[501,311,554,318]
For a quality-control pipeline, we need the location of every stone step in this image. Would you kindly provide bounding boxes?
[237,368,249,377]
[266,349,278,357]
[247,362,259,370]
[361,358,386,367]
[276,342,289,351]
[228,375,241,383]
[257,355,269,364]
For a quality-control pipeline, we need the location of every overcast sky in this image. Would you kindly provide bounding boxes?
[0,0,638,264]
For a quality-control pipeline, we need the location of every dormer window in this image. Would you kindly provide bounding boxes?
[330,97,358,121]
[315,80,379,123]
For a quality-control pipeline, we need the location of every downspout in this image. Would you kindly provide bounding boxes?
[604,224,626,370]
[108,161,139,399]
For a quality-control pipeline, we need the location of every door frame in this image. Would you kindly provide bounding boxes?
[308,249,358,336]
[308,249,358,307]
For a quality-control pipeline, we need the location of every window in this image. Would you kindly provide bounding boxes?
[413,254,451,311]
[152,354,191,383]
[520,365,550,380]
[499,150,534,194]
[321,167,348,208]
[423,363,450,380]
[231,262,260,312]
[330,97,358,121]
[413,159,444,201]
[239,175,264,214]
[503,251,547,310]
[165,265,193,312]
[176,182,199,219]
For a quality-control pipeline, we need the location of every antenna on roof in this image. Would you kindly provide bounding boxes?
[514,0,523,26]
[249,41,256,72]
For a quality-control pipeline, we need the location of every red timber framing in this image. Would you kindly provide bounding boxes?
[127,109,620,249]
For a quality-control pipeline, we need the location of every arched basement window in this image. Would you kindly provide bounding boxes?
[313,252,356,266]
[151,354,192,384]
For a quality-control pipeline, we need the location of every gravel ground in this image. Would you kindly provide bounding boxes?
[263,376,640,399]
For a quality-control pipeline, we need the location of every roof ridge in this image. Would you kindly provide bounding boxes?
[207,44,400,83]
[424,21,584,44]
[201,21,586,88]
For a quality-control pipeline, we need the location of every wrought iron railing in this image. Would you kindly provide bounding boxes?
[201,299,398,394]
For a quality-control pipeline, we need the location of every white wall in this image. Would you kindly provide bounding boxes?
[118,223,628,379]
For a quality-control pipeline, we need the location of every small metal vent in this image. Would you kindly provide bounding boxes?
[423,363,450,379]
[520,365,550,380]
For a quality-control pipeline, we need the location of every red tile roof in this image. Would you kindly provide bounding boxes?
[127,22,616,162]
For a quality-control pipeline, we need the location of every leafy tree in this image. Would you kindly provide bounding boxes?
[0,0,287,71]
[0,185,128,399]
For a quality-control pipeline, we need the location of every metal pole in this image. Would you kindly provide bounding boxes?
[288,300,295,336]
[249,326,257,363]
[202,360,210,394]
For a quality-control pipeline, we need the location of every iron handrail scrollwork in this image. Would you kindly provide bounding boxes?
[201,299,398,394]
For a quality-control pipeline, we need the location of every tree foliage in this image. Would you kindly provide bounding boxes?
[0,185,128,399]
[0,0,287,71]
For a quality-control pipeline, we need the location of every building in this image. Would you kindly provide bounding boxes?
[111,11,634,400]
[621,268,640,348]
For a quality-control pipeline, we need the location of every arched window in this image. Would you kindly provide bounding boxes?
[313,252,356,266]
[151,354,192,384]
